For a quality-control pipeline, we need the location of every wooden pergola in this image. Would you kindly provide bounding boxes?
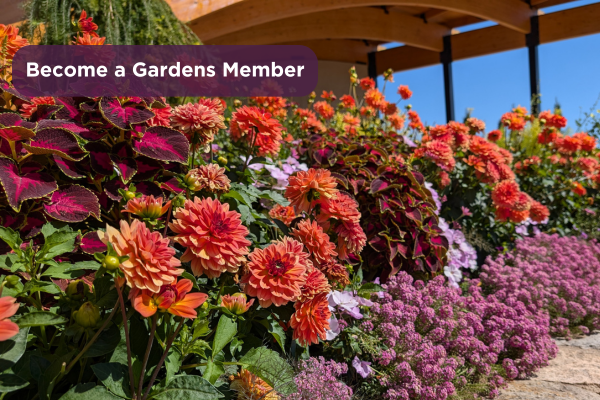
[3,0,600,119]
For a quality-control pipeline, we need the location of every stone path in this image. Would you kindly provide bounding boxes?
[498,333,600,400]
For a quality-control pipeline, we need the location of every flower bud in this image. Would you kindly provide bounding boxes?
[74,302,101,328]
[102,255,121,271]
[221,293,254,315]
[4,275,20,288]
[124,190,137,200]
[233,99,242,107]
[183,170,203,191]
[217,156,228,164]
[66,280,89,300]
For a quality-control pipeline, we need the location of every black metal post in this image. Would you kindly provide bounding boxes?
[440,35,455,122]
[367,51,377,86]
[526,15,541,115]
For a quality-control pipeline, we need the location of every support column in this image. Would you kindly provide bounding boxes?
[440,35,455,122]
[526,15,541,115]
[367,51,377,85]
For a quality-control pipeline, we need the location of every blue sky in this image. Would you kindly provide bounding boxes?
[377,0,600,132]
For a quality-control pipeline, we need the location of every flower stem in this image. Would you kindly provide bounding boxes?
[137,314,158,400]
[116,282,136,398]
[141,319,184,400]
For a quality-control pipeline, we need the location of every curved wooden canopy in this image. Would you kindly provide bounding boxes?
[174,0,532,43]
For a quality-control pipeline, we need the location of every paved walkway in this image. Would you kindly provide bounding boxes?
[498,333,600,400]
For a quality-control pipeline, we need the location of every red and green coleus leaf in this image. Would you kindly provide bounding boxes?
[43,185,101,223]
[104,178,163,201]
[22,211,47,239]
[132,126,189,163]
[23,128,88,161]
[53,155,87,179]
[80,231,107,254]
[0,80,32,102]
[134,156,162,181]
[85,142,114,175]
[30,104,64,122]
[36,119,98,141]
[110,142,137,183]
[54,97,88,121]
[100,97,155,129]
[0,113,37,142]
[0,157,58,212]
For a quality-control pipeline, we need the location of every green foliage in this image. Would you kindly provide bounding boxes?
[22,0,201,45]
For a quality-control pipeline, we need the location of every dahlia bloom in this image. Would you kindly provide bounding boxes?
[398,85,412,100]
[572,182,587,196]
[340,94,356,108]
[0,296,19,341]
[186,164,231,194]
[285,168,339,214]
[77,10,99,37]
[502,112,526,131]
[290,293,331,346]
[132,278,208,319]
[466,117,486,133]
[299,268,331,302]
[290,219,337,266]
[319,259,351,288]
[230,369,278,400]
[576,157,599,173]
[388,114,405,130]
[73,32,107,45]
[242,237,310,307]
[170,197,250,279]
[122,195,170,220]
[220,293,254,315]
[364,89,384,109]
[359,77,375,90]
[573,132,596,152]
[317,192,361,229]
[251,96,287,118]
[20,97,55,120]
[268,204,296,226]
[100,220,183,293]
[487,130,502,142]
[147,102,172,127]
[0,24,29,59]
[558,136,582,154]
[335,221,367,260]
[230,106,283,156]
[491,180,520,208]
[171,99,226,146]
[414,140,456,171]
[313,101,334,120]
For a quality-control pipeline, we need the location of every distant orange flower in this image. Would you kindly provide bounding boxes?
[320,90,336,101]
[487,130,502,142]
[132,279,207,319]
[530,201,550,223]
[439,171,451,188]
[340,94,356,108]
[0,24,29,59]
[313,101,334,120]
[0,296,19,341]
[388,114,405,130]
[343,113,360,127]
[171,99,226,146]
[298,268,331,302]
[576,157,599,173]
[285,168,339,214]
[77,10,99,37]
[19,97,55,120]
[466,117,485,133]
[558,136,582,155]
[291,219,337,266]
[381,102,398,116]
[73,32,107,45]
[170,197,250,279]
[187,164,231,194]
[359,77,375,90]
[408,110,424,131]
[573,132,596,152]
[100,220,183,293]
[242,237,310,307]
[230,106,283,156]
[572,182,587,196]
[147,101,172,127]
[494,206,511,222]
[491,180,520,208]
[251,96,287,118]
[398,85,412,100]
[365,88,384,109]
[122,195,170,220]
[269,204,296,226]
[509,208,529,223]
[414,140,455,171]
[502,112,526,131]
[319,259,351,288]
[290,293,331,346]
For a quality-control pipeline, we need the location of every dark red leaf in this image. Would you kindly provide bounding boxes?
[23,128,87,161]
[85,142,114,175]
[133,126,189,163]
[100,97,155,129]
[30,104,63,122]
[0,158,58,211]
[110,155,137,183]
[44,185,100,223]
[80,231,107,254]
[53,155,86,179]
[22,211,46,239]
[134,156,162,181]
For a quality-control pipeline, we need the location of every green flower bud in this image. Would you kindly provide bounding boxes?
[124,190,136,200]
[4,275,20,288]
[217,156,228,164]
[66,280,89,301]
[74,302,101,328]
[102,255,121,271]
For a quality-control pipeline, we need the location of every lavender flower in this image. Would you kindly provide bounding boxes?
[352,356,373,378]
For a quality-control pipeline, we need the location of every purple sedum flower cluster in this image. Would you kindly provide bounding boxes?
[283,357,353,400]
[363,272,557,399]
[476,233,600,338]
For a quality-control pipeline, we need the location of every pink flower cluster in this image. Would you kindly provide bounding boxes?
[283,357,353,400]
[476,233,600,338]
[365,272,557,399]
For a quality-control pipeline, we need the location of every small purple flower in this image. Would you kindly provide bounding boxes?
[461,206,472,217]
[326,314,340,340]
[402,135,417,148]
[352,356,373,378]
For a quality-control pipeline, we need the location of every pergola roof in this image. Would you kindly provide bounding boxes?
[163,0,600,73]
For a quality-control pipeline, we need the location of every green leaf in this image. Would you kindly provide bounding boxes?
[59,383,121,400]
[94,276,118,308]
[258,316,286,352]
[222,190,251,206]
[237,204,255,224]
[202,359,225,386]
[0,373,29,393]
[66,260,101,271]
[357,282,384,297]
[0,328,29,373]
[38,229,78,262]
[22,280,62,295]
[165,348,182,385]
[239,348,296,395]
[16,312,68,328]
[91,362,131,399]
[211,315,236,360]
[149,375,223,400]
[42,263,86,279]
[84,323,121,358]
[258,190,289,206]
[0,254,25,273]
[0,227,22,254]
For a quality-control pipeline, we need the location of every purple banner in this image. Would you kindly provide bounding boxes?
[12,45,318,97]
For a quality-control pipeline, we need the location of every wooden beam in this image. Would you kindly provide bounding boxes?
[206,7,449,52]
[187,0,532,43]
[0,0,24,25]
[373,1,600,75]
[276,39,378,64]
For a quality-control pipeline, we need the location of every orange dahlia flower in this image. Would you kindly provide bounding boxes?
[388,114,405,130]
[20,97,55,120]
[290,293,331,346]
[171,99,226,146]
[359,77,375,90]
[317,192,361,229]
[77,10,99,37]
[414,140,455,171]
[335,221,367,260]
[0,24,29,60]
[285,168,339,214]
[147,102,172,127]
[187,164,231,194]
[572,182,587,196]
[132,278,208,319]
[221,293,254,315]
[0,296,19,341]
[230,106,283,157]
[298,268,331,302]
[122,195,170,220]
[491,180,520,208]
[573,132,596,152]
[319,259,351,288]
[268,204,296,226]
[73,32,107,45]
[398,85,412,100]
[487,130,502,142]
[242,237,310,307]
[340,94,355,109]
[558,136,582,155]
[100,220,183,293]
[313,101,335,120]
[364,89,384,109]
[230,369,279,400]
[290,219,337,266]
[529,201,550,223]
[170,197,250,279]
